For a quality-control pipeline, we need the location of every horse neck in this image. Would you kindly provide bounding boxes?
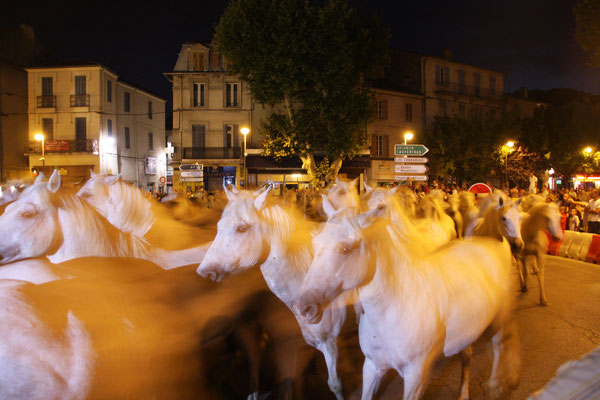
[476,208,503,241]
[522,206,548,239]
[47,194,151,264]
[259,204,314,302]
[108,182,155,236]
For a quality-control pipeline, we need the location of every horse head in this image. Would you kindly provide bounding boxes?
[0,170,62,264]
[197,186,271,281]
[495,197,524,253]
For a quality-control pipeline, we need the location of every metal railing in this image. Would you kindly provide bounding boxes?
[70,94,90,107]
[183,147,241,159]
[435,82,503,100]
[29,139,97,154]
[36,95,56,108]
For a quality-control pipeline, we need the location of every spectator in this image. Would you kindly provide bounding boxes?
[559,206,568,231]
[570,189,600,234]
[567,209,581,232]
[529,172,538,194]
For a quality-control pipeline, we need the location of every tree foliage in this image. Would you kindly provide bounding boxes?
[214,0,389,185]
[574,0,600,66]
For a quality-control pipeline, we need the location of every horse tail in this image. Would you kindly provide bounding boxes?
[64,311,95,399]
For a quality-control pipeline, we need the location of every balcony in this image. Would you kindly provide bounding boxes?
[29,139,98,154]
[435,82,503,100]
[70,94,90,107]
[183,147,241,160]
[36,95,56,108]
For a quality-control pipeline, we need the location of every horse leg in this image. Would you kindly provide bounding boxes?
[515,254,527,293]
[535,251,548,306]
[488,317,520,399]
[234,323,265,400]
[458,345,472,400]
[317,339,344,400]
[361,357,386,400]
[401,356,434,400]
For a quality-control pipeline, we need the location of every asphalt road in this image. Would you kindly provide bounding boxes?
[329,256,600,400]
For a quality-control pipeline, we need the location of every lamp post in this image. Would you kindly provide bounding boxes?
[34,133,45,171]
[505,140,515,189]
[241,127,249,188]
[404,131,414,145]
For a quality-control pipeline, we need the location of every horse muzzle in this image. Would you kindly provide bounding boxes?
[294,296,324,324]
[509,237,524,253]
[196,263,226,282]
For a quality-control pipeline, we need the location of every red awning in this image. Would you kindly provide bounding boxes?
[469,183,492,194]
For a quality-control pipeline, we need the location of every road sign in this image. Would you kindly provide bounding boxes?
[395,175,428,181]
[395,164,428,174]
[395,144,429,156]
[179,164,203,171]
[395,157,429,163]
[159,176,166,184]
[181,171,204,178]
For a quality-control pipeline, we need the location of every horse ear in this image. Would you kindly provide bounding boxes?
[223,183,237,201]
[358,206,383,229]
[90,169,96,178]
[104,174,120,185]
[498,196,504,207]
[47,169,61,193]
[34,172,45,184]
[254,184,271,210]
[363,182,374,195]
[321,194,336,219]
[390,185,401,194]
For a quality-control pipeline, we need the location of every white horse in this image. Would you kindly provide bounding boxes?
[197,186,350,400]
[518,202,563,305]
[458,191,479,237]
[77,171,215,250]
[0,170,207,269]
[295,201,520,400]
[415,193,457,243]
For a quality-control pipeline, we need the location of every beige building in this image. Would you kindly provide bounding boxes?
[26,63,166,189]
[0,60,29,182]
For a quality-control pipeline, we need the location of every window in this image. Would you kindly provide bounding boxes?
[74,76,87,107]
[405,103,413,122]
[42,118,53,140]
[107,80,112,102]
[436,65,450,86]
[124,92,130,112]
[148,132,153,151]
[439,100,447,116]
[489,76,496,95]
[458,70,466,94]
[458,104,466,116]
[192,52,204,71]
[489,108,497,117]
[377,99,388,120]
[474,73,481,96]
[193,82,205,107]
[125,127,130,149]
[371,134,389,157]
[192,125,205,148]
[148,101,153,119]
[75,117,86,151]
[41,77,53,96]
[225,83,239,107]
[107,119,113,137]
[225,124,233,148]
[75,76,86,95]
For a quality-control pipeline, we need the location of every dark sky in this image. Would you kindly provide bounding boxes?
[3,0,598,105]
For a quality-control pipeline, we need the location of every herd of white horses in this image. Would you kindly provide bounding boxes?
[0,170,564,399]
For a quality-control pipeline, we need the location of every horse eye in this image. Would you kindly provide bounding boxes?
[80,192,91,198]
[338,244,352,255]
[236,224,249,233]
[21,210,37,219]
[502,216,506,221]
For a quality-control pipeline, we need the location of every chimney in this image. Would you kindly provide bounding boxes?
[520,87,528,99]
[441,49,453,61]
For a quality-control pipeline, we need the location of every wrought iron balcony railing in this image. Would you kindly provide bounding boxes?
[70,94,90,107]
[36,95,56,108]
[435,82,503,100]
[183,147,241,160]
[29,139,98,154]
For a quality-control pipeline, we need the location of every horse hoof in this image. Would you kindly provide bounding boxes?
[520,285,528,293]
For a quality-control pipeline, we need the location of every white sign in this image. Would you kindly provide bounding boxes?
[179,164,203,171]
[180,177,203,182]
[395,157,428,163]
[395,175,428,181]
[181,171,204,178]
[395,164,428,174]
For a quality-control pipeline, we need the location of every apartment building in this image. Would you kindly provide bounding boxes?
[26,62,166,189]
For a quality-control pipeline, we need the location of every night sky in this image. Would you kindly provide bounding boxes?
[3,0,598,107]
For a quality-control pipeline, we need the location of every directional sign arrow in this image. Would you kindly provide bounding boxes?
[395,175,428,181]
[395,164,429,174]
[394,144,429,156]
[395,157,429,163]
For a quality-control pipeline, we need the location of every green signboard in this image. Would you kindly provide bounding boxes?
[395,144,429,156]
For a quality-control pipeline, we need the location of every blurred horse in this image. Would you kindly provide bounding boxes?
[296,200,520,400]
[518,202,563,305]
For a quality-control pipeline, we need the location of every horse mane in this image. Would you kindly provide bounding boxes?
[107,179,156,236]
[48,192,151,263]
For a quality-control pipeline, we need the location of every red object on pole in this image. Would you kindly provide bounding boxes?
[468,183,492,194]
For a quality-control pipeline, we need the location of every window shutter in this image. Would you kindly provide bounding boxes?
[371,134,377,156]
[444,67,450,86]
[383,135,389,157]
[223,125,227,148]
[435,65,440,85]
[382,100,388,120]
[193,83,198,107]
[233,124,239,148]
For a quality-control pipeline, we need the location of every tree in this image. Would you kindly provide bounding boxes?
[214,0,389,186]
[574,0,600,66]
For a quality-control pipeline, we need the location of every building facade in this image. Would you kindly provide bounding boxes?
[26,63,166,189]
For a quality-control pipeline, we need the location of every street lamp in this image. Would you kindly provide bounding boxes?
[404,131,414,145]
[504,140,515,189]
[241,127,249,188]
[584,147,593,155]
[34,133,45,170]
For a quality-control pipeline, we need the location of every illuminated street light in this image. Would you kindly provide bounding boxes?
[241,127,250,187]
[404,131,414,145]
[34,133,45,170]
[504,140,515,189]
[584,147,593,154]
